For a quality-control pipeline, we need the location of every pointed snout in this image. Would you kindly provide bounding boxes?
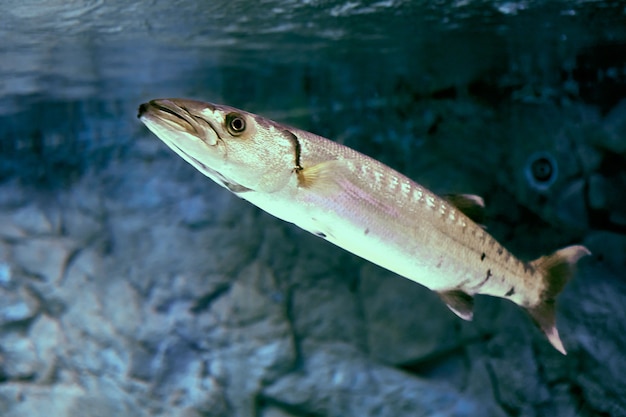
[137,102,150,118]
[137,98,216,119]
[138,98,221,147]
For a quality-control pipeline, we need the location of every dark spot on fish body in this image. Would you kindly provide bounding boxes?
[497,247,504,256]
[364,228,370,235]
[480,252,486,261]
[315,232,327,238]
[485,269,492,280]
[522,262,534,274]
[505,286,516,296]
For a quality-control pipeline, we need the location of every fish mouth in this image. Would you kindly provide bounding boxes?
[138,99,217,143]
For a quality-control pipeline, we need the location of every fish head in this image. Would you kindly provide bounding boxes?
[138,98,297,193]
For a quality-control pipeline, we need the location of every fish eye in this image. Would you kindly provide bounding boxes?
[524,152,558,191]
[226,113,246,135]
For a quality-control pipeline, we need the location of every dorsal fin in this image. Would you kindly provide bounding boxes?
[444,194,485,225]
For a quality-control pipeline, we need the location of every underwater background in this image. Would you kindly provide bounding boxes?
[1,1,626,416]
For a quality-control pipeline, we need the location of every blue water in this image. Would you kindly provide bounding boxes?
[2,0,625,188]
[2,0,624,108]
[1,2,626,417]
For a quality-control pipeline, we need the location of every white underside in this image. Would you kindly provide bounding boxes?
[240,183,464,291]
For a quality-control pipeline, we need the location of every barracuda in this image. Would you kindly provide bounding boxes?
[138,98,589,354]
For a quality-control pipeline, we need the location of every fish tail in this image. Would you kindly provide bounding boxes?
[526,245,590,354]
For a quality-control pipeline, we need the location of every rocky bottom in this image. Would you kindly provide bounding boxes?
[0,143,624,417]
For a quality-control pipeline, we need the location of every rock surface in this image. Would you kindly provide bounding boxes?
[1,127,624,416]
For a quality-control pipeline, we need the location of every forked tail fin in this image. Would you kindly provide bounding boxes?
[527,245,591,354]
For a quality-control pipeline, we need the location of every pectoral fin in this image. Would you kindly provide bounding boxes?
[438,290,474,321]
[297,160,354,193]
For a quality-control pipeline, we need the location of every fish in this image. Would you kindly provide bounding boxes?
[137,98,590,354]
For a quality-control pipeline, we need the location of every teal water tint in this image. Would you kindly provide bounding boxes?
[1,0,625,229]
[0,0,624,111]
[0,2,625,417]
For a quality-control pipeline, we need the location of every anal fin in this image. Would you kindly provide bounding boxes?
[438,290,474,321]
